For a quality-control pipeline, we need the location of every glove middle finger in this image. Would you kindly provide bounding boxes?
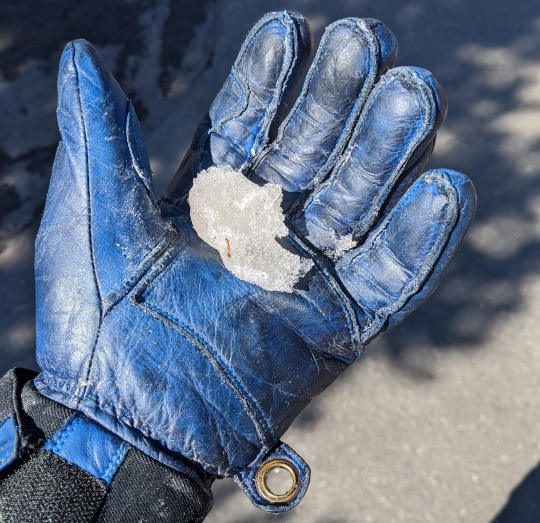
[253,17,398,193]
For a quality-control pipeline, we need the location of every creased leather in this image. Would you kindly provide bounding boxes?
[34,11,476,487]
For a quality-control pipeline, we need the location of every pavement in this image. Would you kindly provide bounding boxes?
[0,1,539,521]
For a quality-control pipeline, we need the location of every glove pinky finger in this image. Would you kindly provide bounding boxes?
[336,169,477,343]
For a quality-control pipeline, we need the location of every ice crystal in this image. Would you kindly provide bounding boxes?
[189,166,313,292]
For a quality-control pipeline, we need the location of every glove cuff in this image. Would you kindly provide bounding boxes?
[34,369,210,483]
[0,369,213,521]
[34,369,312,513]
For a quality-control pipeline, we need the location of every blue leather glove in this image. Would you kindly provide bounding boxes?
[34,11,476,512]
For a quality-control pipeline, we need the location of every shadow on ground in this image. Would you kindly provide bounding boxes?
[492,462,540,523]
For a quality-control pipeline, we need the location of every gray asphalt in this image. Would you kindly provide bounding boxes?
[0,1,539,521]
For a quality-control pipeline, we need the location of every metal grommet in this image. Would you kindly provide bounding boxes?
[254,458,300,504]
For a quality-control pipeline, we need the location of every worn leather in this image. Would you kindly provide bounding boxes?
[35,10,476,482]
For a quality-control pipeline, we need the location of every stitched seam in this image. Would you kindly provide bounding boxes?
[211,15,289,132]
[289,232,361,356]
[340,177,438,270]
[365,175,459,330]
[251,16,297,157]
[136,299,273,449]
[302,71,394,214]
[352,71,435,236]
[306,21,378,188]
[362,210,455,341]
[268,21,367,151]
[211,71,248,130]
[65,237,181,405]
[125,101,156,204]
[212,15,300,167]
[102,441,129,483]
[71,43,103,410]
[196,13,303,176]
[46,415,80,454]
[101,232,179,314]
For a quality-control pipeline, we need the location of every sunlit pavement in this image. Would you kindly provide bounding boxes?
[0,1,539,521]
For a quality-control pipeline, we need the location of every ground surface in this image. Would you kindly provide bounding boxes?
[0,1,539,521]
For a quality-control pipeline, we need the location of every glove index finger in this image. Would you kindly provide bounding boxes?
[167,11,312,199]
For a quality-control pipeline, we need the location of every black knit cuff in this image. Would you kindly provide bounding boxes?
[0,368,213,522]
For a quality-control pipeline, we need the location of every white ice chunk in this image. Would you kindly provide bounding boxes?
[327,231,357,260]
[306,226,357,261]
[188,166,313,292]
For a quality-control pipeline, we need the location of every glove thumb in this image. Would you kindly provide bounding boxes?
[39,40,167,300]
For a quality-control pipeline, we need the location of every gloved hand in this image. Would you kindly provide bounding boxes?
[34,11,476,512]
